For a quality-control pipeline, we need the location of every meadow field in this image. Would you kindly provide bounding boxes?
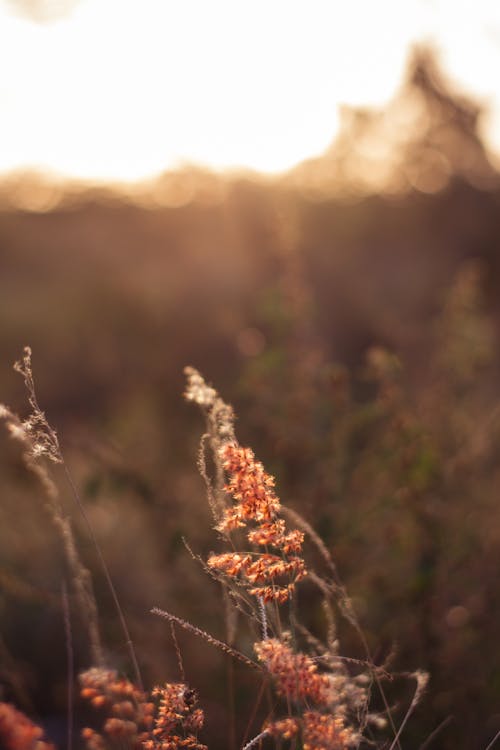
[2,52,500,749]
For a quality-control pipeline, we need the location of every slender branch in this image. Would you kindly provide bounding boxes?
[151,607,260,671]
[419,715,453,750]
[388,671,429,750]
[242,729,269,750]
[485,727,500,750]
[62,464,143,691]
[61,580,73,750]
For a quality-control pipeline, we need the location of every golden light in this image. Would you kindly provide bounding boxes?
[1,0,500,182]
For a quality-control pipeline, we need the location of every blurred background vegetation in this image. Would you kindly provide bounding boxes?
[2,48,500,749]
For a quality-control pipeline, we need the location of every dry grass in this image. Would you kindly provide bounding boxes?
[0,354,428,750]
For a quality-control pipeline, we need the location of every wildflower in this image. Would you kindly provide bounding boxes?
[254,638,331,705]
[302,710,354,750]
[217,445,281,530]
[247,520,286,546]
[80,668,154,747]
[148,684,206,749]
[265,712,356,749]
[281,529,305,555]
[80,669,206,750]
[207,552,252,577]
[248,521,305,556]
[209,443,307,603]
[244,554,286,583]
[265,716,300,740]
[248,585,292,603]
[0,703,55,750]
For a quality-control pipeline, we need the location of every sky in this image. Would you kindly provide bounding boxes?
[1,0,500,182]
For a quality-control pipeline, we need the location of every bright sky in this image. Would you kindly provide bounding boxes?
[1,0,500,182]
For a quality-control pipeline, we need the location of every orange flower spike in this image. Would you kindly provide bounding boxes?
[284,557,307,580]
[207,552,252,577]
[219,444,281,523]
[302,711,353,750]
[150,684,207,750]
[249,585,291,603]
[266,717,300,741]
[281,529,305,555]
[247,520,286,547]
[244,554,285,583]
[215,443,307,601]
[215,507,246,532]
[254,639,331,705]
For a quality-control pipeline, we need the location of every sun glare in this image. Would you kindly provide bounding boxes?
[1,0,500,182]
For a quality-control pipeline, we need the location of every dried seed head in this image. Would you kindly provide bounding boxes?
[0,702,55,750]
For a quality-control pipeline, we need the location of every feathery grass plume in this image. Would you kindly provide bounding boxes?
[184,367,235,446]
[151,608,259,672]
[185,369,307,606]
[254,636,330,704]
[0,359,425,750]
[184,367,235,521]
[13,346,63,465]
[0,356,103,667]
[2,347,145,690]
[0,702,55,750]
[183,369,431,748]
[208,443,307,604]
[183,369,380,749]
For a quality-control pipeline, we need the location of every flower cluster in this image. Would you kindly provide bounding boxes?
[208,444,307,602]
[0,703,55,750]
[143,684,206,750]
[80,668,154,749]
[254,639,363,748]
[266,712,353,750]
[80,669,206,750]
[302,711,353,750]
[265,716,300,741]
[254,638,330,704]
[266,711,359,750]
[216,445,280,530]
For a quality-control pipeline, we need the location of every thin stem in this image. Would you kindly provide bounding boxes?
[169,622,185,683]
[61,581,73,750]
[227,659,236,750]
[241,678,268,750]
[242,729,269,750]
[152,607,260,671]
[62,463,143,692]
[418,715,453,750]
[388,671,428,750]
[485,728,500,750]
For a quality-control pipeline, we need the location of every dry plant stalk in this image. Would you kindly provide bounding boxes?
[180,367,393,749]
[0,357,426,750]
[79,668,207,750]
[1,350,207,750]
[0,347,103,667]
